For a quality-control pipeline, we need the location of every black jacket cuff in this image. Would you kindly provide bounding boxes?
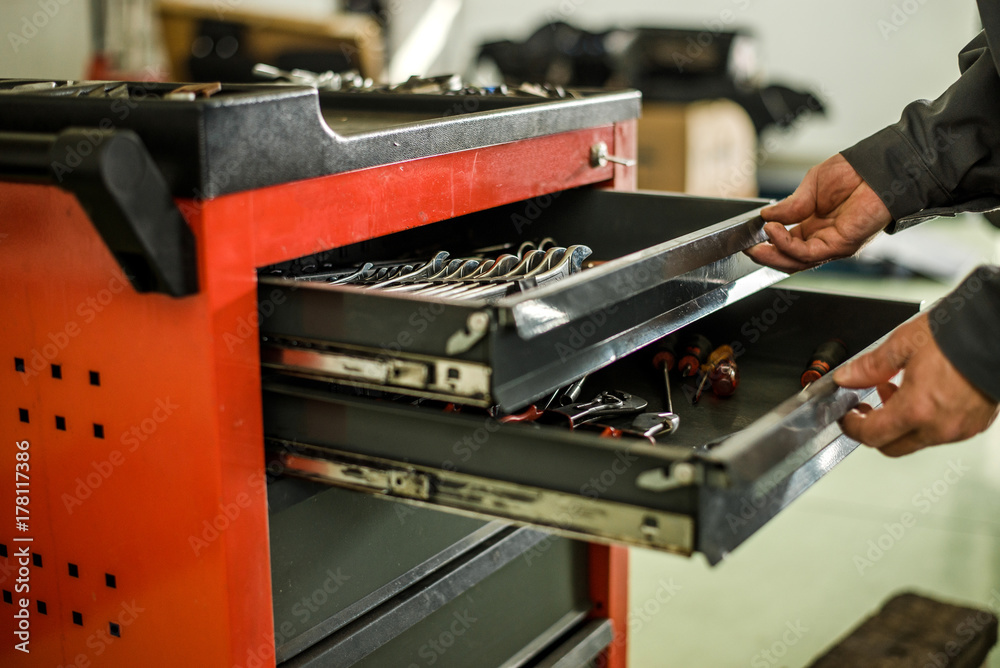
[929,265,1000,402]
[841,126,951,229]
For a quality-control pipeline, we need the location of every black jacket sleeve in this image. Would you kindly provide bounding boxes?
[838,5,1000,404]
[840,31,1000,222]
[929,266,1000,402]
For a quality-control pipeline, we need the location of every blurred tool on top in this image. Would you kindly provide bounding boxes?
[155,0,385,82]
[89,0,168,80]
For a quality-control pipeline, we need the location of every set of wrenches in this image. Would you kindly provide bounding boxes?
[296,239,592,302]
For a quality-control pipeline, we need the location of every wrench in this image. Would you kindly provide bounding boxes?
[631,412,681,438]
[543,390,648,428]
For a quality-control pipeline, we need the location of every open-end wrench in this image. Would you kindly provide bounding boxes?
[407,258,501,296]
[443,249,549,300]
[418,254,521,298]
[364,251,450,289]
[344,262,414,284]
[325,263,375,285]
[531,245,592,287]
[456,245,575,301]
[378,258,468,292]
[453,247,562,301]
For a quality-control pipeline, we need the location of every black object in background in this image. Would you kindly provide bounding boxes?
[187,19,354,84]
[479,22,825,136]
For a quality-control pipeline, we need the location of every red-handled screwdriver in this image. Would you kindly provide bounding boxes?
[652,334,678,415]
[677,333,712,378]
[709,359,740,398]
[693,344,735,403]
[801,339,849,388]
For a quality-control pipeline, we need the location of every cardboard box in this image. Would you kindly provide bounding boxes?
[637,99,758,198]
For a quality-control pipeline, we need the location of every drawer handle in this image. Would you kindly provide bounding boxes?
[445,311,491,355]
[590,141,636,168]
[635,462,700,492]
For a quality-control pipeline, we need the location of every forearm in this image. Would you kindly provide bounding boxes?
[930,265,1000,402]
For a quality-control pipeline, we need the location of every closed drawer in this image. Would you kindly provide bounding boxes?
[268,478,497,662]
[279,528,596,668]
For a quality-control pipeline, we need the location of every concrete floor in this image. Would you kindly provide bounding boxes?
[628,215,1000,667]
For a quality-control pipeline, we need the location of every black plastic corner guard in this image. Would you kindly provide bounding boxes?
[0,128,198,297]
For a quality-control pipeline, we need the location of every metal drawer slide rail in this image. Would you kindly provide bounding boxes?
[271,438,696,555]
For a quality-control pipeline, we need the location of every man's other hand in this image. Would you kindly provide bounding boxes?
[834,313,999,457]
[747,154,893,272]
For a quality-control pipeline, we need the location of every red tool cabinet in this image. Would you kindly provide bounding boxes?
[0,79,637,667]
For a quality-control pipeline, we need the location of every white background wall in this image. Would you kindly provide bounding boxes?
[0,0,983,163]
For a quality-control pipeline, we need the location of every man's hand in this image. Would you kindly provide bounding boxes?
[746,154,893,272]
[834,313,999,457]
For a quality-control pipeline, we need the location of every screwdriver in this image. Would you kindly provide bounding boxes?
[801,339,849,388]
[652,334,678,415]
[677,333,712,378]
[692,344,735,404]
[709,359,740,398]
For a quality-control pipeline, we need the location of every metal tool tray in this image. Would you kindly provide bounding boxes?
[0,79,639,198]
[258,188,787,412]
[262,288,921,564]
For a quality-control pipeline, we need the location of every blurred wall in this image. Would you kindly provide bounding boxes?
[0,0,92,80]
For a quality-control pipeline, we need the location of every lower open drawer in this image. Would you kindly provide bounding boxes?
[262,287,921,563]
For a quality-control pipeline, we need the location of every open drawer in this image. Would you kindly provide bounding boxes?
[262,287,921,563]
[258,188,786,411]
